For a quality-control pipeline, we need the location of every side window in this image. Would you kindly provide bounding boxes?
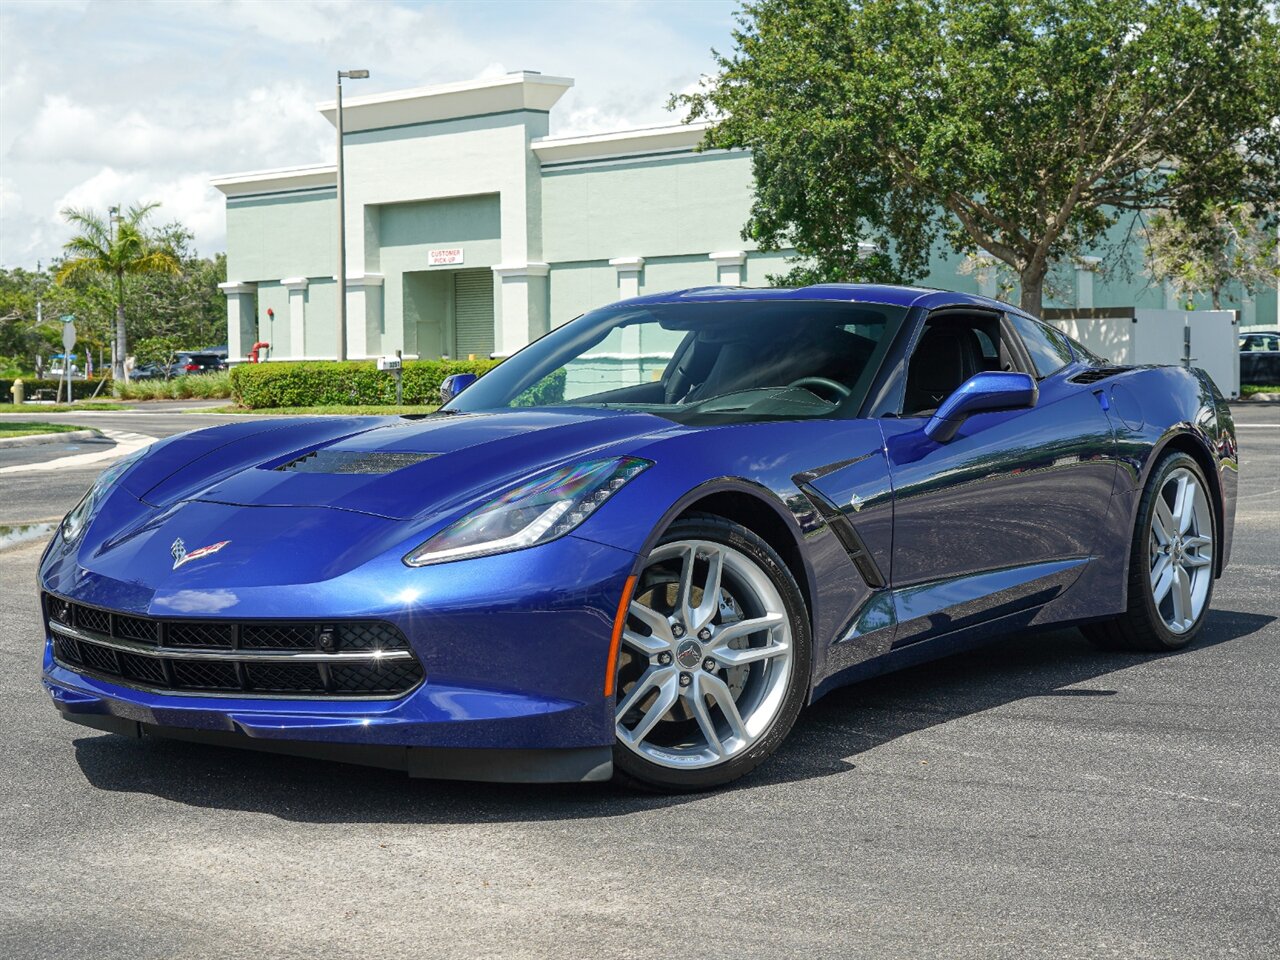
[973,328,998,365]
[1064,332,1107,365]
[1009,314,1074,378]
[902,314,1001,416]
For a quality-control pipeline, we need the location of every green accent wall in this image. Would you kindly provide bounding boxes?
[541,152,756,263]
[227,192,335,283]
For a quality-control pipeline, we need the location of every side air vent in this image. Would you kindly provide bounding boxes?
[1070,366,1130,385]
[273,450,436,475]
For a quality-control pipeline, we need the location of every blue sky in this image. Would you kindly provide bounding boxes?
[0,0,738,267]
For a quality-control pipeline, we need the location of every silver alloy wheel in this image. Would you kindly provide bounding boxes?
[614,539,794,770]
[1149,467,1214,635]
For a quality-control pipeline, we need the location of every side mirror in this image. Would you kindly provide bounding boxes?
[439,372,478,404]
[924,371,1038,443]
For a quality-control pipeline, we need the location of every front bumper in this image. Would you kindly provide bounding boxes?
[40,531,638,783]
[44,651,615,782]
[54,705,611,782]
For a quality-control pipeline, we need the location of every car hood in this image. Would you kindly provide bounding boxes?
[138,408,683,522]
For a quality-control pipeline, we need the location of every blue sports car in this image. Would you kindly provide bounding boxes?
[39,285,1238,791]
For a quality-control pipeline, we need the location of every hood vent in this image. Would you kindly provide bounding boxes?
[273,450,437,475]
[1069,366,1131,385]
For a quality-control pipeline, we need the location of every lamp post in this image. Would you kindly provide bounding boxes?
[108,205,121,379]
[335,69,369,362]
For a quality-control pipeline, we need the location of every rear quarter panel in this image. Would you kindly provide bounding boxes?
[1105,365,1236,571]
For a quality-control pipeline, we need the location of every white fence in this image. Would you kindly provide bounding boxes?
[1044,308,1240,398]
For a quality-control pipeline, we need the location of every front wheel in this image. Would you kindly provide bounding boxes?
[611,515,811,791]
[1084,451,1216,651]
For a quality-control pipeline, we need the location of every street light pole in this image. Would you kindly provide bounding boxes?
[108,205,121,380]
[335,69,369,362]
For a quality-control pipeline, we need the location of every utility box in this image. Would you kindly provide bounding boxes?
[1043,307,1240,398]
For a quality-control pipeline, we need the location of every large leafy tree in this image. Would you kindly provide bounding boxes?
[123,223,227,350]
[1143,204,1279,309]
[678,0,1280,316]
[56,203,181,380]
[0,267,105,375]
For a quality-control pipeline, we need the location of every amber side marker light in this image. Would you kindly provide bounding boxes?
[603,574,639,697]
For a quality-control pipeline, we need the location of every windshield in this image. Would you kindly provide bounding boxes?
[444,299,908,423]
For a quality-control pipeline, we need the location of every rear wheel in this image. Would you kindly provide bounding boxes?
[1084,452,1216,651]
[612,516,811,791]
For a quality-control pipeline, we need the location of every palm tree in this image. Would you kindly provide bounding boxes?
[56,203,180,381]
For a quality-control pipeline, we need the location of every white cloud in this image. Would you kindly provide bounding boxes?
[0,0,734,267]
[53,168,226,257]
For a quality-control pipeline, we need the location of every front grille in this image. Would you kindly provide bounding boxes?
[44,592,424,699]
[241,624,314,649]
[115,614,159,645]
[170,660,239,690]
[167,622,234,649]
[75,605,112,635]
[330,661,425,694]
[117,651,168,685]
[244,662,326,693]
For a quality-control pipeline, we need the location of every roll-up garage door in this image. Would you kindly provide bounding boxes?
[453,270,495,359]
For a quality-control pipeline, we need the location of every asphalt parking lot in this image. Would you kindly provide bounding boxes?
[1,404,1277,960]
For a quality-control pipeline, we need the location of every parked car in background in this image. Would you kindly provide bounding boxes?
[48,355,84,380]
[132,353,228,380]
[1239,331,1280,386]
[175,352,228,374]
[129,363,170,381]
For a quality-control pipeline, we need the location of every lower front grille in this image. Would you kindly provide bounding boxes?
[45,592,424,700]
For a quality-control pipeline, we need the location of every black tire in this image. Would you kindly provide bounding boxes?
[1082,451,1216,652]
[612,514,812,792]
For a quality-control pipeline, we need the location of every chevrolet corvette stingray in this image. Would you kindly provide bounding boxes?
[39,285,1237,791]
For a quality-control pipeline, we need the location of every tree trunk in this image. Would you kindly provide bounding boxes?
[1019,265,1046,317]
[114,271,127,383]
[1211,285,1222,310]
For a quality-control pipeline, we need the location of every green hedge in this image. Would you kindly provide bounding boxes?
[0,377,108,403]
[229,359,500,409]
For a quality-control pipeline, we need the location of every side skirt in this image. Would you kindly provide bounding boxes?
[811,604,1055,703]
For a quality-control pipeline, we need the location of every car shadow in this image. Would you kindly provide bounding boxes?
[72,608,1274,823]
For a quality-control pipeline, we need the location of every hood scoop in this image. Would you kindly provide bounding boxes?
[272,450,437,475]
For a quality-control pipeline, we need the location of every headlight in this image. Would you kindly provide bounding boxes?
[60,448,148,544]
[404,456,651,566]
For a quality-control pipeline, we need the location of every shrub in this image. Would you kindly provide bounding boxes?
[115,370,233,401]
[230,359,500,409]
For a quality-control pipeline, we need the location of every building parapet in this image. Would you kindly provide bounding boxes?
[211,164,336,199]
[316,71,573,134]
[533,121,713,168]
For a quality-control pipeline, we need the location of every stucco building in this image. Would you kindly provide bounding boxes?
[213,71,1277,362]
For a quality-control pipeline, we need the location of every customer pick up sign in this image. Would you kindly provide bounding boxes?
[429,248,464,266]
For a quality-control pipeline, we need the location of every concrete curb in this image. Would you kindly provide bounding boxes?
[0,428,103,449]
